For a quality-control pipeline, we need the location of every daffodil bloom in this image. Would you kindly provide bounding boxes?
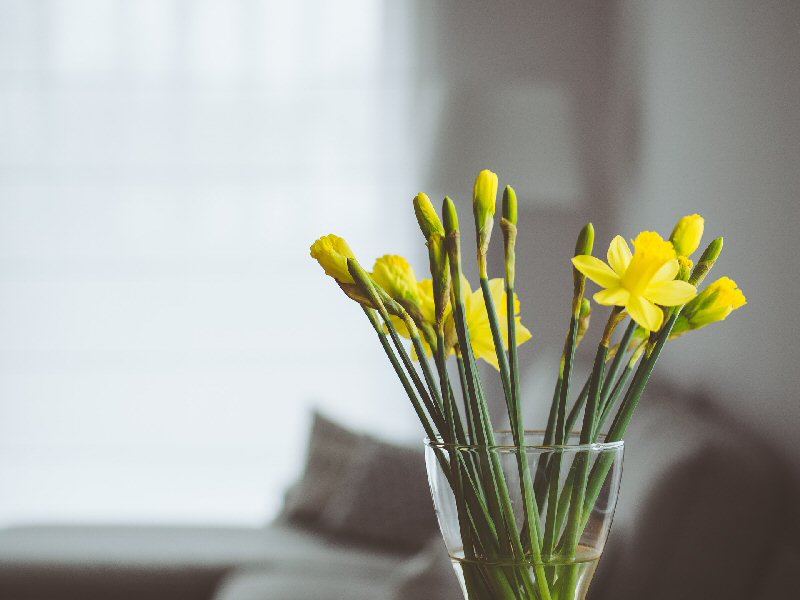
[572,232,697,331]
[671,276,746,338]
[310,234,356,284]
[371,255,422,307]
[458,278,532,369]
[391,276,531,369]
[670,214,705,257]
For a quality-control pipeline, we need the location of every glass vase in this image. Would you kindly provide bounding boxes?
[425,432,624,600]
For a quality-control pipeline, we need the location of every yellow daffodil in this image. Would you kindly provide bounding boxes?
[451,277,532,369]
[572,231,697,331]
[391,276,531,369]
[371,255,422,307]
[670,214,705,257]
[310,234,356,284]
[671,276,746,338]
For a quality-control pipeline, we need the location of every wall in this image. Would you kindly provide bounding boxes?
[610,0,800,489]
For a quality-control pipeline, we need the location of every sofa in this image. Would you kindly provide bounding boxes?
[0,385,793,600]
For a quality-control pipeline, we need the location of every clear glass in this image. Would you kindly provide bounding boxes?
[425,432,624,600]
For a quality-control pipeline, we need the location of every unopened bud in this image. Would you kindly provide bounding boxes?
[443,196,459,235]
[413,193,445,239]
[670,214,704,257]
[689,237,723,286]
[502,185,518,225]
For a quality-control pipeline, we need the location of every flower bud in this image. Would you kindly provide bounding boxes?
[672,276,746,338]
[573,223,595,304]
[310,234,356,284]
[443,196,459,235]
[689,237,723,286]
[371,255,421,307]
[473,169,499,232]
[473,170,498,274]
[413,192,445,239]
[670,214,704,257]
[575,223,595,257]
[502,185,518,226]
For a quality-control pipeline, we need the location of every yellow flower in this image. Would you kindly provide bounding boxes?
[670,214,704,257]
[452,277,532,370]
[671,277,746,338]
[371,255,421,306]
[392,276,532,370]
[310,234,356,284]
[572,231,697,331]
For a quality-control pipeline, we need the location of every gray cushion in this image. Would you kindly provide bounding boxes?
[282,411,364,526]
[321,435,438,552]
[591,388,785,600]
[0,523,402,600]
[388,536,463,600]
[214,570,390,600]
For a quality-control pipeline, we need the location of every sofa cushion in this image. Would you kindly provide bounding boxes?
[282,410,364,526]
[0,522,402,600]
[590,388,785,600]
[320,435,438,552]
[387,536,463,600]
[213,569,390,600]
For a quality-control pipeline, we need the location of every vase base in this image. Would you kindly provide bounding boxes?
[450,546,600,600]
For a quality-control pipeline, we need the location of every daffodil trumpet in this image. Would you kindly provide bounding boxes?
[310,169,745,600]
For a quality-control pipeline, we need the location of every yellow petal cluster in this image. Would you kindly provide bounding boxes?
[391,275,532,370]
[572,232,697,331]
[671,277,746,338]
[371,255,422,306]
[461,278,532,369]
[309,234,356,284]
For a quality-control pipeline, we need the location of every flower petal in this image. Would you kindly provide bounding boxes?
[607,236,632,276]
[627,295,664,331]
[594,287,631,306]
[515,320,533,346]
[645,280,697,306]
[650,259,680,283]
[571,256,621,288]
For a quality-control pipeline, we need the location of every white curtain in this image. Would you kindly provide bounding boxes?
[0,0,421,526]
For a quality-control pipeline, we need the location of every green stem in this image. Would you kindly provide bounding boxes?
[579,309,683,535]
[507,284,551,600]
[363,308,439,442]
[599,320,636,406]
[595,360,636,438]
[564,377,591,438]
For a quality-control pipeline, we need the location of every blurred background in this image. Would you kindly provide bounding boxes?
[0,0,797,598]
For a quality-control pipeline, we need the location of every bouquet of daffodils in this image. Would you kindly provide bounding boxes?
[310,170,745,600]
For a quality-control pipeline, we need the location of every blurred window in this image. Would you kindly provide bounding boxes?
[0,0,418,526]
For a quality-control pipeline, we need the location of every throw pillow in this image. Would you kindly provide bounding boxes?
[282,410,364,526]
[320,435,438,553]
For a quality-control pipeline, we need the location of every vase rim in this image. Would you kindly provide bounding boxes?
[424,430,624,452]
